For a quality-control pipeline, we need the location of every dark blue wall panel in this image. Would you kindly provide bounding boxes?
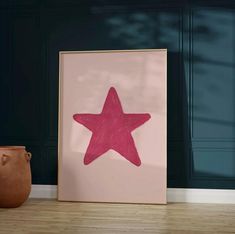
[0,0,235,188]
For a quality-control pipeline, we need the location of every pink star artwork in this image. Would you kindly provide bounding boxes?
[73,87,151,166]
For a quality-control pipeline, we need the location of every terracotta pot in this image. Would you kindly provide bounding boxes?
[0,146,32,208]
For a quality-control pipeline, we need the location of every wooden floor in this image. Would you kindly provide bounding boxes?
[0,199,235,234]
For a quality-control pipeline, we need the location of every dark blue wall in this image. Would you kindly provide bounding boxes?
[0,0,235,188]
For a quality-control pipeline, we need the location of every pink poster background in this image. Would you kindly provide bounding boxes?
[58,50,167,204]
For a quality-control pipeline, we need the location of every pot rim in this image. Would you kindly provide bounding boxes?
[0,146,26,150]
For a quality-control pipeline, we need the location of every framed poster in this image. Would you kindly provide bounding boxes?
[58,49,167,204]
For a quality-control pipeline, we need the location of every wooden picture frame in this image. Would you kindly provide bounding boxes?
[58,49,167,204]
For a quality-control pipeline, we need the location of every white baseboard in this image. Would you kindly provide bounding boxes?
[30,185,235,204]
[167,188,235,204]
[30,185,57,199]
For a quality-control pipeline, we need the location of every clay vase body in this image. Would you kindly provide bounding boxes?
[0,146,32,208]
